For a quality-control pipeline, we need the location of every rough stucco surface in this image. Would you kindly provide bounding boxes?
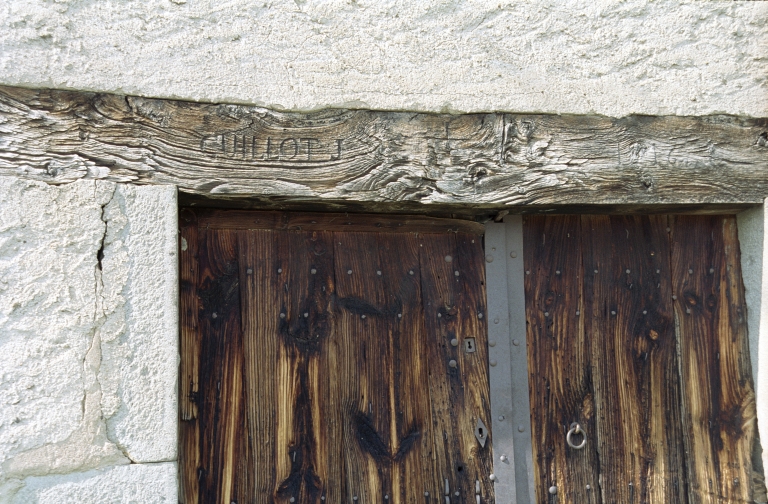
[738,204,768,475]
[0,0,766,117]
[0,177,178,502]
[10,462,177,503]
[99,184,179,463]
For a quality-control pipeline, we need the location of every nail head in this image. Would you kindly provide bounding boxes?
[451,338,459,346]
[449,360,457,368]
[510,251,517,258]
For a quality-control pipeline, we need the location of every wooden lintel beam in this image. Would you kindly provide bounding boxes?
[0,85,766,213]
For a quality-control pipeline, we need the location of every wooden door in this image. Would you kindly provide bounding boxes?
[178,209,495,504]
[525,215,758,503]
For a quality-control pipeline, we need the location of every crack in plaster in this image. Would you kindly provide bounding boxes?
[1,183,131,484]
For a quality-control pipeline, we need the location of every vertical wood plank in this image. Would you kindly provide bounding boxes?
[179,209,200,504]
[273,230,337,504]
[419,233,494,502]
[377,233,437,504]
[238,229,278,504]
[582,215,687,504]
[524,215,600,504]
[333,232,392,502]
[671,215,756,504]
[196,228,244,504]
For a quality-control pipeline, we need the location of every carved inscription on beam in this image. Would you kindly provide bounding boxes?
[0,85,766,211]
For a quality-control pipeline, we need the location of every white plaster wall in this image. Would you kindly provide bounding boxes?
[0,0,766,117]
[0,177,178,503]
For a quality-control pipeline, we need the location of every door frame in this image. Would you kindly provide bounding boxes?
[2,84,767,503]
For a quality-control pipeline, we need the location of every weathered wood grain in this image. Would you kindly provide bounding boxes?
[195,228,245,504]
[179,210,493,502]
[1,85,767,212]
[671,216,757,503]
[196,208,485,234]
[377,232,437,503]
[582,215,687,503]
[178,209,201,504]
[419,233,494,502]
[524,215,601,504]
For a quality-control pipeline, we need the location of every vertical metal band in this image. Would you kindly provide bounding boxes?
[485,217,534,504]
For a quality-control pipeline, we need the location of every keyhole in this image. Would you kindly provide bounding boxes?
[464,338,476,353]
[478,427,484,437]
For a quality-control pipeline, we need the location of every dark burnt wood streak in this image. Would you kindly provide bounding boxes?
[671,216,756,504]
[196,228,245,504]
[1,85,767,213]
[525,215,755,504]
[525,216,601,504]
[179,209,492,503]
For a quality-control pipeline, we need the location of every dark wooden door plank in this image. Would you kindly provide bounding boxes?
[524,215,601,504]
[333,231,394,502]
[581,215,687,504]
[671,216,757,504]
[179,209,201,504]
[376,232,437,504]
[195,228,245,504]
[419,233,494,503]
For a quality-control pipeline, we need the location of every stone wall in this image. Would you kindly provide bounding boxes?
[0,1,766,502]
[0,178,178,502]
[0,0,766,117]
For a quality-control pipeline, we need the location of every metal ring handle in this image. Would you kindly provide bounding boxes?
[566,422,587,450]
